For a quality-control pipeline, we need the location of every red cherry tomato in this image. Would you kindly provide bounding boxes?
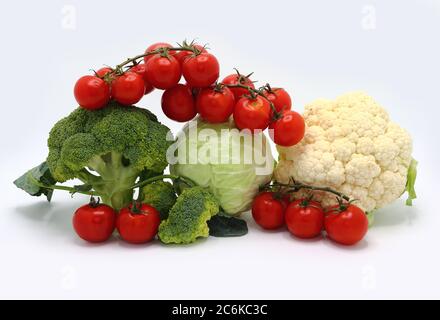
[182,53,220,88]
[95,67,113,78]
[196,86,235,123]
[143,42,174,63]
[174,45,207,65]
[263,88,292,114]
[252,192,285,230]
[324,204,368,246]
[233,96,271,131]
[74,75,111,110]
[161,84,197,122]
[129,64,154,94]
[145,54,181,90]
[111,72,145,106]
[117,203,161,244]
[73,201,116,243]
[285,199,324,239]
[222,73,255,100]
[269,110,305,147]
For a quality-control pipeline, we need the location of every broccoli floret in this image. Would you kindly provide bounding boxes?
[141,180,177,220]
[46,102,172,210]
[158,187,219,244]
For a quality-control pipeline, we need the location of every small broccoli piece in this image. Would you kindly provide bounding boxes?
[141,180,177,220]
[45,101,172,210]
[158,187,219,244]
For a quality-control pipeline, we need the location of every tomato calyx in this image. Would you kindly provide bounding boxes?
[269,108,283,121]
[130,201,144,215]
[325,198,359,215]
[88,196,101,208]
[233,68,255,86]
[297,194,316,208]
[178,39,207,56]
[212,82,227,93]
[264,83,276,94]
[221,78,283,120]
[270,190,286,202]
[155,47,174,59]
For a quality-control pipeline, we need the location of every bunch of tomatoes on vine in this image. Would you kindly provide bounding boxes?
[252,181,369,246]
[73,40,305,147]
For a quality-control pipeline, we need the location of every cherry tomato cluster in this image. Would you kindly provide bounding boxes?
[252,192,369,246]
[73,40,306,147]
[73,198,160,244]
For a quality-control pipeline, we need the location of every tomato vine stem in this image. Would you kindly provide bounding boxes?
[112,45,197,75]
[264,180,351,202]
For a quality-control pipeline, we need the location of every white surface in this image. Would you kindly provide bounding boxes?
[0,0,439,299]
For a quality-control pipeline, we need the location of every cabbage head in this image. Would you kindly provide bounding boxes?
[169,117,274,215]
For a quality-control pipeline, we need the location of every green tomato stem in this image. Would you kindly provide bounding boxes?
[113,46,197,74]
[266,181,351,202]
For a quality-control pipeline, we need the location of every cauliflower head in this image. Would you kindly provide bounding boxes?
[275,92,414,212]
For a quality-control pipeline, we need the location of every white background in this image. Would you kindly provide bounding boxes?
[0,0,439,299]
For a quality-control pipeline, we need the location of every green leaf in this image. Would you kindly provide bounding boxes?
[208,214,248,237]
[13,162,56,201]
[405,158,418,206]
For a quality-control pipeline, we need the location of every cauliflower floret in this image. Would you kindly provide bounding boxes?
[275,92,414,212]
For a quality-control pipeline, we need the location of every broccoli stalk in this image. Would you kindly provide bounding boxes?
[76,152,139,210]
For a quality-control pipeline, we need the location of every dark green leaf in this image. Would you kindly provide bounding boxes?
[208,214,248,237]
[13,162,56,201]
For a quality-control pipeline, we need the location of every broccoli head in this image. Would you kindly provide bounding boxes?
[141,180,177,220]
[46,102,172,210]
[158,187,219,244]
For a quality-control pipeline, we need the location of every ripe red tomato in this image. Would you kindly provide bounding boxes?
[95,67,113,78]
[174,44,207,65]
[73,202,116,243]
[161,84,197,122]
[324,204,368,246]
[74,75,111,110]
[145,54,181,90]
[222,73,255,100]
[263,88,292,113]
[269,110,305,147]
[129,64,154,94]
[111,72,145,106]
[196,87,235,123]
[233,96,271,131]
[285,199,324,239]
[143,42,174,63]
[252,192,285,230]
[117,203,161,244]
[182,53,220,88]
